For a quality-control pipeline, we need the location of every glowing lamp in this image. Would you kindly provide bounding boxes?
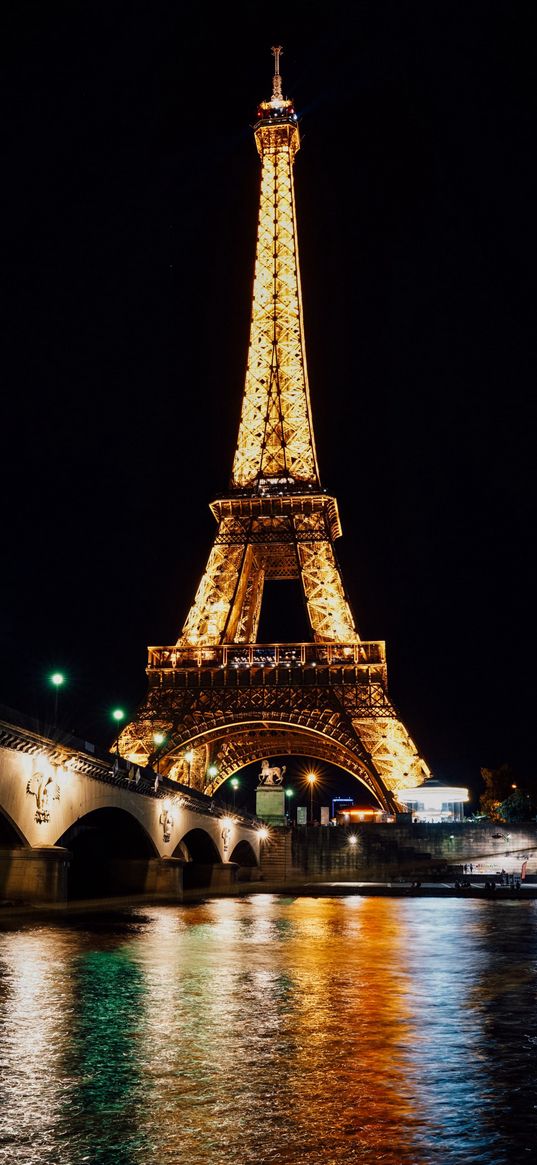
[111,708,125,758]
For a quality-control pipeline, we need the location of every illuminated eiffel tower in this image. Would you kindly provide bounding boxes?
[120,48,430,810]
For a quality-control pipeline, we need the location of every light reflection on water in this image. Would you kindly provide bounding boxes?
[1,896,536,1165]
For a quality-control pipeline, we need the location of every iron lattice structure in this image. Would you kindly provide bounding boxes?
[120,50,430,810]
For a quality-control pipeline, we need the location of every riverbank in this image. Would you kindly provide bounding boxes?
[253,880,537,898]
[1,877,536,922]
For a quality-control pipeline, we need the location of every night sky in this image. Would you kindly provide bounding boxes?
[2,2,536,805]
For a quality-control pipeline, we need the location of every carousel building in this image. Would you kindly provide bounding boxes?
[397,777,469,823]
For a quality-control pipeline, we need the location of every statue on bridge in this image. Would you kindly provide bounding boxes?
[26,769,60,824]
[258,759,286,787]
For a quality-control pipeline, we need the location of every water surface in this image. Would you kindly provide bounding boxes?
[1,895,536,1164]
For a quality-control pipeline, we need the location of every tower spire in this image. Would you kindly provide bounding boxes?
[231,46,319,491]
[271,45,283,101]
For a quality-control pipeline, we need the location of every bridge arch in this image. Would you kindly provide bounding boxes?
[175,827,221,864]
[0,806,28,847]
[176,827,226,894]
[229,839,257,867]
[58,807,158,900]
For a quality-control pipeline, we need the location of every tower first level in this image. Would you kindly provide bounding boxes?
[119,49,431,810]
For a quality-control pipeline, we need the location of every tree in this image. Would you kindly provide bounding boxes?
[497,788,533,822]
[480,764,536,821]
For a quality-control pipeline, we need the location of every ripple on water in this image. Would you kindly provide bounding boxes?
[0,896,536,1165]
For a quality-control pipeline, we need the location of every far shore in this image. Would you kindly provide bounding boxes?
[1,877,537,922]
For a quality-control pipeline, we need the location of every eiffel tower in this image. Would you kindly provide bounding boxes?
[120,48,430,811]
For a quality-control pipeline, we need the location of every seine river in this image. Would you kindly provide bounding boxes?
[1,895,536,1165]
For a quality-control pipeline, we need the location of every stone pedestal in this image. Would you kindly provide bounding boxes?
[256,785,286,825]
[0,846,71,903]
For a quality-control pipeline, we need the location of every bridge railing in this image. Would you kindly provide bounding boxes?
[147,642,386,670]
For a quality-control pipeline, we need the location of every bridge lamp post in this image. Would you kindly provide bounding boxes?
[153,732,166,774]
[49,672,65,724]
[307,773,316,824]
[285,787,294,823]
[112,708,125,757]
[231,777,239,809]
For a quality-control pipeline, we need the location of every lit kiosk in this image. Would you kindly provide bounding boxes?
[256,759,286,825]
[397,777,469,823]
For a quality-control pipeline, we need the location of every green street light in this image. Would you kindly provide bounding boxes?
[49,672,65,724]
[231,777,239,808]
[208,764,218,779]
[285,787,294,823]
[112,708,125,756]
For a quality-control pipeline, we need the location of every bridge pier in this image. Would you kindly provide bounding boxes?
[74,856,185,902]
[146,857,184,900]
[183,861,239,895]
[0,845,70,904]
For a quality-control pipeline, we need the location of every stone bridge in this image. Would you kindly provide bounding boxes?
[0,708,263,905]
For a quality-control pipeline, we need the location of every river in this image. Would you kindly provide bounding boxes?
[0,894,536,1164]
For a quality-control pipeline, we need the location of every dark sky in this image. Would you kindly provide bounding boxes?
[2,1,536,801]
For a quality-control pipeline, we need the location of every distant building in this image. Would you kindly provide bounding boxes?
[397,777,469,822]
[335,806,395,824]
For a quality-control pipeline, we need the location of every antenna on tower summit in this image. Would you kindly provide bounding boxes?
[271,45,283,101]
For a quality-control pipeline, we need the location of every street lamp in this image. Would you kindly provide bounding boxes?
[153,731,165,773]
[112,708,125,756]
[307,772,316,824]
[285,787,294,823]
[49,672,65,724]
[231,777,239,809]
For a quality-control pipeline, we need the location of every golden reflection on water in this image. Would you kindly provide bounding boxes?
[271,897,420,1161]
[132,896,431,1164]
[1,897,536,1165]
[0,930,74,1156]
